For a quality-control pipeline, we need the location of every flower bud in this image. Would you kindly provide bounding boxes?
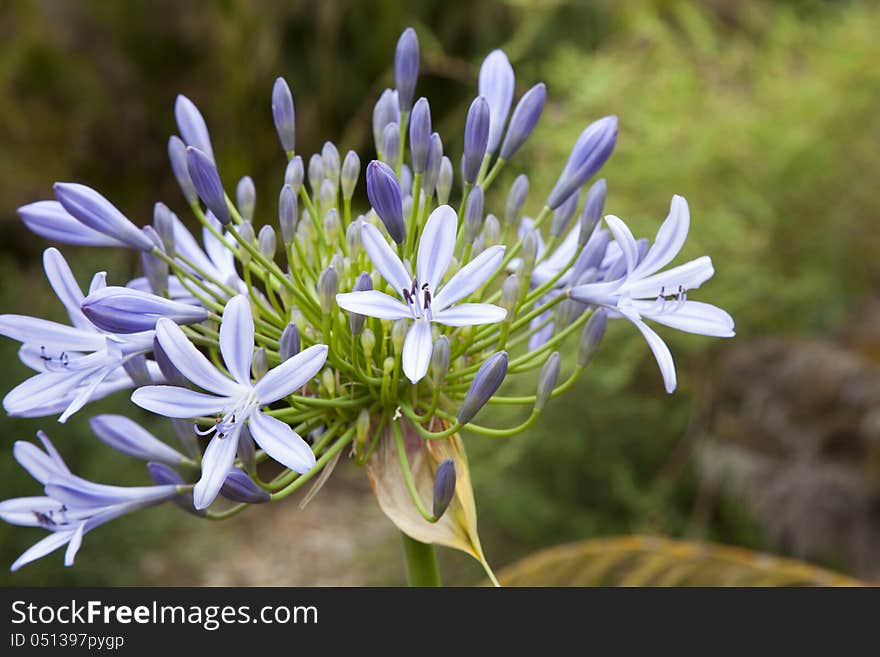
[578,178,606,246]
[321,368,336,396]
[320,178,337,210]
[346,220,363,258]
[185,146,230,225]
[578,309,608,367]
[535,351,560,411]
[318,266,338,314]
[272,77,296,153]
[547,115,617,209]
[409,97,431,173]
[482,213,500,246]
[147,462,203,516]
[53,182,154,251]
[321,141,341,189]
[463,96,490,184]
[153,202,176,257]
[361,328,376,358]
[284,155,304,192]
[437,156,453,205]
[168,135,197,204]
[122,353,154,388]
[154,337,188,388]
[550,188,580,238]
[308,153,324,196]
[279,184,298,245]
[423,133,443,197]
[82,286,208,333]
[479,49,515,155]
[252,347,268,380]
[463,185,484,244]
[522,229,539,270]
[504,174,529,227]
[236,176,256,222]
[500,82,546,160]
[279,323,301,361]
[501,274,519,315]
[324,208,341,243]
[399,164,413,199]
[258,224,277,259]
[431,335,450,386]
[381,122,400,171]
[391,318,408,353]
[341,150,360,200]
[349,272,373,335]
[432,459,456,518]
[221,468,270,504]
[458,352,508,424]
[140,226,169,295]
[175,95,214,162]
[394,27,419,113]
[366,160,405,243]
[356,408,371,455]
[373,88,400,157]
[237,220,255,264]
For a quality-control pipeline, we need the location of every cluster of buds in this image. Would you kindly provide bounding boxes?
[0,28,733,578]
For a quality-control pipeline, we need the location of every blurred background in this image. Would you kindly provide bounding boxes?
[2,0,880,585]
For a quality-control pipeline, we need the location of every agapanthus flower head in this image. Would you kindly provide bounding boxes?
[1,26,733,577]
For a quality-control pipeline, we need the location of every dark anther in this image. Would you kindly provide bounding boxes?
[60,352,69,367]
[402,288,413,304]
[39,346,51,362]
[424,289,432,308]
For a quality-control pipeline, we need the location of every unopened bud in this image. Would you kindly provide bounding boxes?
[153,202,176,257]
[578,309,608,367]
[321,368,335,395]
[252,347,268,379]
[535,351,560,411]
[321,141,341,188]
[504,174,529,227]
[431,335,450,385]
[356,408,371,454]
[432,459,456,518]
[346,221,363,258]
[482,213,500,246]
[391,318,408,352]
[236,176,256,221]
[423,133,443,197]
[361,328,376,358]
[522,230,539,270]
[308,153,323,196]
[551,188,580,238]
[318,266,338,313]
[350,272,373,335]
[458,351,508,424]
[341,150,360,200]
[437,156,453,205]
[324,208,341,243]
[463,185,484,244]
[279,323,301,361]
[578,178,606,246]
[258,224,277,259]
[382,122,400,171]
[284,155,304,192]
[501,275,519,315]
[237,220,255,264]
[279,184,298,245]
[221,468,270,504]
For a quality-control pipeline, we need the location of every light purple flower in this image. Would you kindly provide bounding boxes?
[478,50,515,155]
[89,414,188,466]
[82,286,208,334]
[570,195,735,393]
[131,296,327,509]
[366,160,405,243]
[500,83,546,161]
[271,77,296,152]
[0,432,179,571]
[175,95,215,162]
[463,97,490,184]
[18,200,128,247]
[547,116,618,209]
[394,28,419,113]
[186,146,231,226]
[53,183,153,251]
[336,205,507,383]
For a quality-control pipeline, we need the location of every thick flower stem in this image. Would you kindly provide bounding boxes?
[401,533,441,587]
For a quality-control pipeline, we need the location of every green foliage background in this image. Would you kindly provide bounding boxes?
[0,0,878,584]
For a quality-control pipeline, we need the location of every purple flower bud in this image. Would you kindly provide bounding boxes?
[458,351,508,424]
[500,82,546,161]
[168,135,198,203]
[341,150,360,200]
[571,229,610,283]
[547,115,617,209]
[522,229,539,270]
[482,213,500,246]
[272,77,296,152]
[479,50,515,154]
[258,224,276,259]
[18,200,127,247]
[366,160,405,243]
[185,146,231,225]
[373,89,400,157]
[348,271,373,335]
[308,153,324,196]
[153,203,176,256]
[432,458,456,518]
[278,184,298,245]
[320,178,337,210]
[236,176,256,222]
[285,155,304,192]
[437,156,453,205]
[578,178,606,246]
[394,28,419,113]
[174,95,215,162]
[381,122,400,171]
[322,141,341,188]
[501,274,519,314]
[463,185,484,244]
[346,220,363,258]
[279,323,301,361]
[463,97,490,184]
[423,133,443,197]
[504,174,529,226]
[431,335,450,385]
[140,226,169,295]
[82,286,208,333]
[221,468,270,504]
[147,462,203,516]
[237,220,255,264]
[550,188,580,238]
[578,309,607,367]
[409,97,432,173]
[53,182,154,251]
[90,415,186,466]
[153,336,188,388]
[252,347,269,379]
[535,352,560,411]
[318,266,338,313]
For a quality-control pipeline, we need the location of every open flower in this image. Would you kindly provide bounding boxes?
[0,431,179,571]
[336,205,507,383]
[132,295,327,509]
[570,195,734,392]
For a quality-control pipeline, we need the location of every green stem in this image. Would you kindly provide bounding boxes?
[401,532,441,587]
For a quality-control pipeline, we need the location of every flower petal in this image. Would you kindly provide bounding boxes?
[0,315,106,352]
[433,303,507,327]
[249,410,316,474]
[604,215,638,275]
[89,414,187,465]
[622,256,715,299]
[254,344,328,404]
[43,248,91,330]
[13,441,65,485]
[131,385,229,418]
[432,245,505,311]
[193,427,241,510]
[11,529,75,572]
[219,296,254,385]
[631,195,690,279]
[622,312,677,394]
[636,300,735,338]
[402,320,433,383]
[0,496,63,527]
[361,221,411,293]
[335,290,410,321]
[155,317,239,395]
[416,205,456,290]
